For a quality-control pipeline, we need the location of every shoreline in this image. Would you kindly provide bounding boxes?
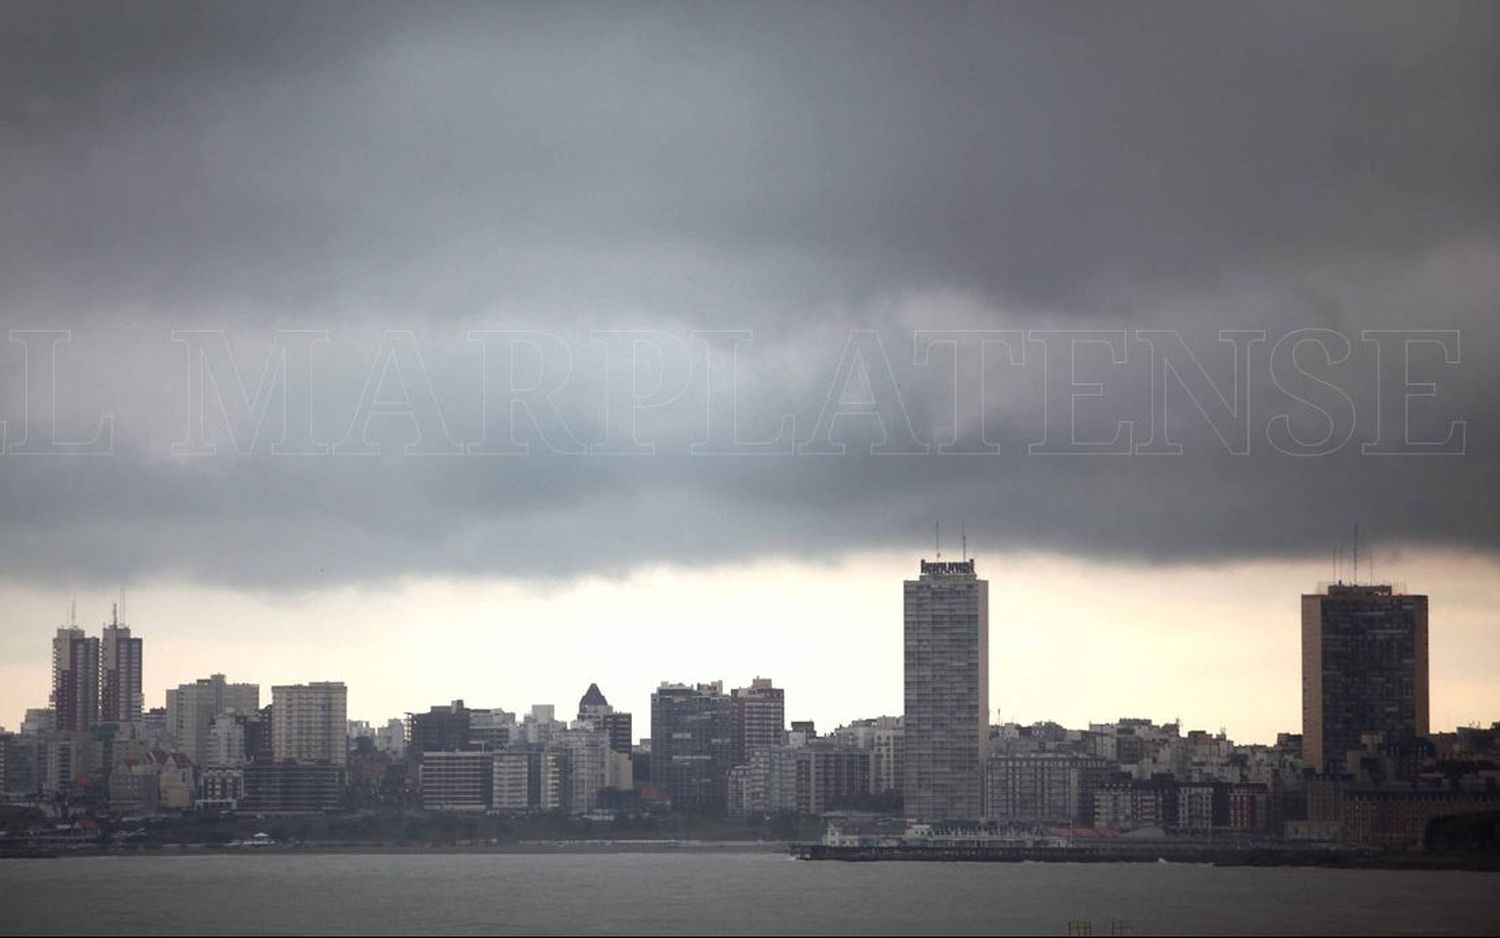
[6,840,1498,871]
[4,839,792,859]
[790,843,1500,872]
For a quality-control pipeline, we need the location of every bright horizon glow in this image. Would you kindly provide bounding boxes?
[1,546,1495,746]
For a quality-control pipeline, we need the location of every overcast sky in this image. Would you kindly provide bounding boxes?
[0,2,1495,738]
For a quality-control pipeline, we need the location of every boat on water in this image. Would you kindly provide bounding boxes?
[226,832,281,849]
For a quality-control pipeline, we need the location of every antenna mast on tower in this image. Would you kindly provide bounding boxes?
[1353,524,1359,585]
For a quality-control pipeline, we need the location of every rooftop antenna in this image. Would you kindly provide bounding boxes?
[1353,524,1359,586]
[935,520,941,559]
[961,522,968,562]
[111,601,118,628]
[69,596,77,629]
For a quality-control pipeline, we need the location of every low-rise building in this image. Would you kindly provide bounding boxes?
[419,750,492,812]
[1228,783,1271,832]
[1093,778,1178,831]
[1176,781,1230,833]
[985,753,1112,826]
[1342,788,1500,847]
[199,766,246,811]
[241,762,344,814]
[729,743,871,816]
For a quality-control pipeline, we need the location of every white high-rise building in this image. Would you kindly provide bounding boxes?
[492,751,532,811]
[375,718,407,759]
[542,723,609,814]
[271,682,348,766]
[165,674,259,766]
[469,709,516,750]
[831,716,904,797]
[903,557,988,823]
[522,704,563,746]
[207,713,249,767]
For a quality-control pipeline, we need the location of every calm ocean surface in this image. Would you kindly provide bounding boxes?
[1,852,1496,936]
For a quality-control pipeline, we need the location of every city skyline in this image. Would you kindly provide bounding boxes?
[5,547,1494,748]
[6,548,1485,836]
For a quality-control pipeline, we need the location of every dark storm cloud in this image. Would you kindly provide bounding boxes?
[0,1,1495,587]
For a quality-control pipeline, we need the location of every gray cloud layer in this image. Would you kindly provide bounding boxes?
[0,1,1496,588]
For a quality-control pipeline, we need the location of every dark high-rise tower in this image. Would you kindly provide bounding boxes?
[1302,583,1429,774]
[101,605,143,723]
[51,626,100,732]
[408,700,472,755]
[903,558,989,823]
[650,681,733,811]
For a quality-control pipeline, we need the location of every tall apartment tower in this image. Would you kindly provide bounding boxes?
[272,682,349,766]
[51,626,100,732]
[731,677,785,767]
[101,606,143,723]
[650,681,733,811]
[1302,583,1429,774]
[903,557,989,823]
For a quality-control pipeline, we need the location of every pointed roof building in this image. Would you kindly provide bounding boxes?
[578,683,610,721]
